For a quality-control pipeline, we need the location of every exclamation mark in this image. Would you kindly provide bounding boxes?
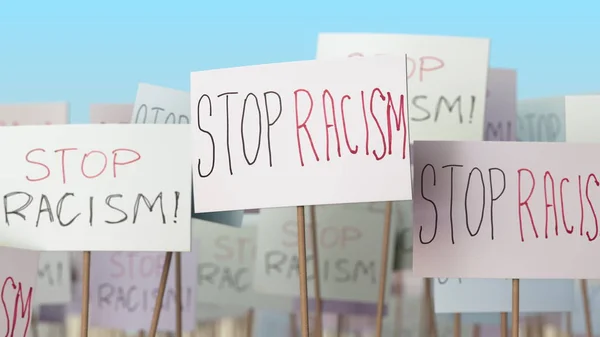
[173,192,180,223]
[469,95,476,124]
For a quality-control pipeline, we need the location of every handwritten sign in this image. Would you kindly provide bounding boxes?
[316,33,490,141]
[253,204,394,302]
[89,104,133,124]
[517,97,565,142]
[434,278,573,312]
[35,252,71,305]
[0,103,68,126]
[0,247,39,337]
[412,140,600,278]
[484,69,517,141]
[131,84,189,124]
[89,251,197,331]
[191,57,412,212]
[565,95,600,143]
[194,220,292,310]
[0,124,190,251]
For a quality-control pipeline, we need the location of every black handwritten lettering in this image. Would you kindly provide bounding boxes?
[97,283,193,313]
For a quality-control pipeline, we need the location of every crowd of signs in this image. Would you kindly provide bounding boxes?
[0,32,595,337]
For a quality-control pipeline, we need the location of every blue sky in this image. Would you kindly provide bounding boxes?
[0,0,598,124]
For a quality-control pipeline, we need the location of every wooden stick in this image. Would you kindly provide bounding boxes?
[30,311,38,337]
[296,206,310,337]
[246,309,254,337]
[148,252,174,337]
[453,313,461,337]
[581,279,593,337]
[534,315,543,337]
[81,251,92,337]
[424,278,438,337]
[472,324,481,337]
[336,315,343,337]
[138,330,145,337]
[500,312,508,337]
[175,252,182,337]
[566,312,572,337]
[290,313,298,337]
[308,205,323,337]
[375,201,393,337]
[511,279,519,337]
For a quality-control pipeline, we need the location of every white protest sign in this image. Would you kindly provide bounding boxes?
[0,124,191,251]
[484,69,517,141]
[316,33,490,141]
[0,103,69,126]
[434,278,573,313]
[412,140,600,278]
[0,247,40,337]
[191,57,412,212]
[131,83,190,124]
[253,204,394,302]
[194,220,293,310]
[517,97,565,142]
[565,95,600,143]
[35,252,71,305]
[90,104,133,124]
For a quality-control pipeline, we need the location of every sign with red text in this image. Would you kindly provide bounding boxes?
[253,204,395,302]
[517,97,565,142]
[35,252,71,305]
[412,140,600,278]
[316,33,490,141]
[0,247,40,337]
[90,104,133,124]
[565,95,600,143]
[89,251,197,331]
[0,124,191,251]
[194,220,293,310]
[434,278,573,313]
[132,83,190,124]
[0,103,68,126]
[191,57,412,212]
[484,69,517,141]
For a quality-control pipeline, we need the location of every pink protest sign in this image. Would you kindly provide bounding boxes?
[89,251,197,331]
[89,104,133,124]
[413,140,600,279]
[0,102,68,125]
[0,247,40,337]
[484,69,517,141]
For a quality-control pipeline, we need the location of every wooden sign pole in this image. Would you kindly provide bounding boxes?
[148,252,174,337]
[453,313,461,337]
[335,315,343,337]
[308,206,323,337]
[374,202,393,337]
[511,279,519,337]
[290,313,299,337]
[565,312,573,337]
[296,206,310,337]
[175,252,183,337]
[245,308,254,337]
[580,280,593,337]
[424,278,438,337]
[500,312,508,337]
[81,251,92,337]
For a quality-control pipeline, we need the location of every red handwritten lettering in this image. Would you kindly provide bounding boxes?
[346,52,445,82]
[24,149,50,182]
[80,150,108,179]
[1,277,33,337]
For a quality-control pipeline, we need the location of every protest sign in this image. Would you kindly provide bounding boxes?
[89,251,197,331]
[484,69,517,141]
[565,95,600,143]
[0,103,68,126]
[194,220,292,310]
[253,204,394,302]
[0,247,40,337]
[517,97,565,142]
[191,57,412,212]
[35,252,71,305]
[434,278,573,312]
[413,140,600,278]
[0,124,190,251]
[89,104,133,124]
[316,33,490,141]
